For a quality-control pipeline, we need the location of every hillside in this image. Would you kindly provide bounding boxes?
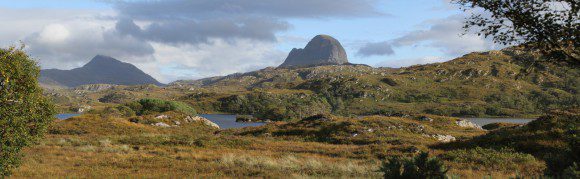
[174,47,578,119]
[46,47,578,119]
[40,55,163,88]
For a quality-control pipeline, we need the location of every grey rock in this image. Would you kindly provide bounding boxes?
[418,116,434,122]
[456,119,483,129]
[431,134,456,143]
[279,35,348,68]
[155,115,169,119]
[152,122,171,128]
[184,116,220,129]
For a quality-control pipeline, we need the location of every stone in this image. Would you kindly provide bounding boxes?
[155,115,169,119]
[152,122,171,128]
[185,116,220,129]
[76,105,92,113]
[418,116,434,122]
[279,35,349,68]
[432,134,456,143]
[456,119,483,129]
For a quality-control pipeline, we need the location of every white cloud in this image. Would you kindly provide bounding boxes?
[361,15,500,58]
[37,24,70,44]
[23,17,154,70]
[1,1,381,83]
[144,39,285,82]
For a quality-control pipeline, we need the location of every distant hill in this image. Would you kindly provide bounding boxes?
[172,47,578,119]
[40,55,163,88]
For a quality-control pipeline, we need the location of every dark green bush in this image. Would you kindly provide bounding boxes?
[123,98,197,116]
[0,47,55,176]
[98,92,131,104]
[381,152,448,179]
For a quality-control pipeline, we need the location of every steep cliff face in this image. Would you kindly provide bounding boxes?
[279,35,349,68]
[41,55,163,88]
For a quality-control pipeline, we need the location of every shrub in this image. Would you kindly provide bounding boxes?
[441,147,545,175]
[123,98,197,116]
[98,92,131,104]
[0,47,55,176]
[116,105,136,117]
[437,109,579,175]
[380,152,448,179]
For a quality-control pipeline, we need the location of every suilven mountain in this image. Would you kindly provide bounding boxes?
[40,55,163,88]
[279,35,349,68]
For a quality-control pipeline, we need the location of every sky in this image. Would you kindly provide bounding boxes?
[0,0,500,83]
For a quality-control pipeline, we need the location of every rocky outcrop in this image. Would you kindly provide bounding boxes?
[279,35,349,68]
[184,116,220,129]
[73,84,117,91]
[456,119,483,129]
[432,134,456,142]
[152,122,171,128]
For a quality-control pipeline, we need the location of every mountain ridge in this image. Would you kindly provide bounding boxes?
[40,55,164,88]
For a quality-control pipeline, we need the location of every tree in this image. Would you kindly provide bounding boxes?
[0,47,55,176]
[454,0,579,64]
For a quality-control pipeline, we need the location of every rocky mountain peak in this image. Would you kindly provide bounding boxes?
[279,35,349,68]
[84,55,128,68]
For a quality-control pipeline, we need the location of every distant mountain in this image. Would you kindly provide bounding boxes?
[279,35,349,68]
[40,55,163,88]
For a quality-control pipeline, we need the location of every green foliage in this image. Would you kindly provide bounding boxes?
[98,92,131,104]
[563,162,580,179]
[438,109,579,175]
[0,47,55,176]
[219,91,331,121]
[380,152,448,179]
[454,0,579,63]
[124,98,197,116]
[441,147,545,175]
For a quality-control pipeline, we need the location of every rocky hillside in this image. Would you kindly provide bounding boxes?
[41,55,163,88]
[46,47,578,119]
[174,47,578,120]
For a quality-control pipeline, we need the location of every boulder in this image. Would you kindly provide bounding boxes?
[279,35,348,68]
[184,116,220,129]
[456,119,483,129]
[432,134,456,143]
[152,122,171,128]
[155,115,169,119]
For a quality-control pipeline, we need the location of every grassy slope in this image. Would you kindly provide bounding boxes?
[45,47,579,119]
[11,112,548,178]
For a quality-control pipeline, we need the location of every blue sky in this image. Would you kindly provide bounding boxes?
[0,0,497,82]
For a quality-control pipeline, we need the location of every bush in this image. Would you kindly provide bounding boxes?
[98,92,131,104]
[381,152,448,179]
[437,109,579,175]
[0,47,55,176]
[441,147,545,175]
[123,98,197,116]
